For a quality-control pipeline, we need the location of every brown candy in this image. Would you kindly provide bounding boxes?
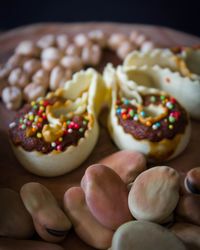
[171,223,200,249]
[20,183,71,243]
[0,238,64,250]
[81,164,133,230]
[99,150,146,184]
[0,188,34,239]
[64,186,113,249]
[128,166,180,223]
[185,167,200,194]
[175,194,200,226]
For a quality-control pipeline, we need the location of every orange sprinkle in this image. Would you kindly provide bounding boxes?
[146,121,152,126]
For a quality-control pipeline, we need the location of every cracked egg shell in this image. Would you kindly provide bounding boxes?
[123,48,200,119]
[10,69,106,177]
[104,64,191,163]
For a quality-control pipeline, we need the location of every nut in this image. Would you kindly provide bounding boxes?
[134,34,147,46]
[140,40,155,53]
[32,69,49,89]
[15,40,40,57]
[0,188,34,239]
[81,44,102,66]
[107,33,127,50]
[65,43,81,56]
[88,30,107,47]
[64,187,113,249]
[0,67,11,80]
[50,66,72,91]
[20,182,71,243]
[56,34,69,50]
[2,86,22,110]
[42,60,58,72]
[81,164,132,230]
[23,59,41,76]
[37,34,56,49]
[41,47,62,61]
[60,55,83,71]
[128,166,180,223]
[117,41,136,60]
[6,54,26,70]
[23,82,46,102]
[74,33,91,47]
[8,68,29,88]
[99,150,147,184]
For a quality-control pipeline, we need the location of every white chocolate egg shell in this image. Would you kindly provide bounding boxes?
[11,68,105,177]
[104,64,191,162]
[123,48,200,119]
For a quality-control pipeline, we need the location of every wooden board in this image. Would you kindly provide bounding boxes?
[0,23,200,250]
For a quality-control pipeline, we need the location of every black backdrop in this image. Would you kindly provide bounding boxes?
[0,0,199,36]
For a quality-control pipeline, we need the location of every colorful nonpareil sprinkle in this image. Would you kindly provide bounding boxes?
[115,94,181,132]
[15,98,89,152]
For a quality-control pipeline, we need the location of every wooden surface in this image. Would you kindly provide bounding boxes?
[0,23,200,250]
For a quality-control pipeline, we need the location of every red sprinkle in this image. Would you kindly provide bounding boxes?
[43,100,49,107]
[56,145,62,151]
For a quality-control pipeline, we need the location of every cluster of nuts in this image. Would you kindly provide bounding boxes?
[0,30,155,110]
[0,150,200,249]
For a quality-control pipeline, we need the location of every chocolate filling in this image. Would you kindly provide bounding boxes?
[46,228,68,237]
[116,94,188,142]
[9,97,88,154]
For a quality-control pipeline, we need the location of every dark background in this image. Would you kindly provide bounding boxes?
[0,0,199,36]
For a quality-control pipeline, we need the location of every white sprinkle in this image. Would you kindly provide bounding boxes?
[68,128,73,133]
[9,122,16,128]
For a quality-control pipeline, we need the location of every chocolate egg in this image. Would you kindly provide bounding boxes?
[175,194,200,226]
[99,150,147,184]
[110,221,186,250]
[185,167,200,194]
[81,164,133,230]
[63,186,113,249]
[0,188,34,239]
[128,166,180,223]
[20,183,71,243]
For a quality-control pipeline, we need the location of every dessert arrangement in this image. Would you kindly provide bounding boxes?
[0,24,200,250]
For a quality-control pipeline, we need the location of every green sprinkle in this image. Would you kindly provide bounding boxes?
[129,110,134,117]
[21,124,26,130]
[160,95,166,100]
[169,116,176,123]
[79,128,84,133]
[150,96,156,102]
[66,120,71,125]
[83,120,87,125]
[19,118,23,124]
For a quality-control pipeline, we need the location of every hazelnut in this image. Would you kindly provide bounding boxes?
[81,44,102,66]
[88,30,107,47]
[117,41,136,60]
[50,66,72,91]
[37,34,56,49]
[15,40,40,57]
[6,54,26,70]
[56,34,69,50]
[23,82,46,102]
[42,60,58,72]
[2,86,22,110]
[32,69,49,89]
[107,33,127,50]
[60,56,83,71]
[74,33,91,47]
[41,47,62,61]
[65,44,81,56]
[23,59,41,76]
[140,40,155,53]
[0,67,10,80]
[8,68,29,88]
